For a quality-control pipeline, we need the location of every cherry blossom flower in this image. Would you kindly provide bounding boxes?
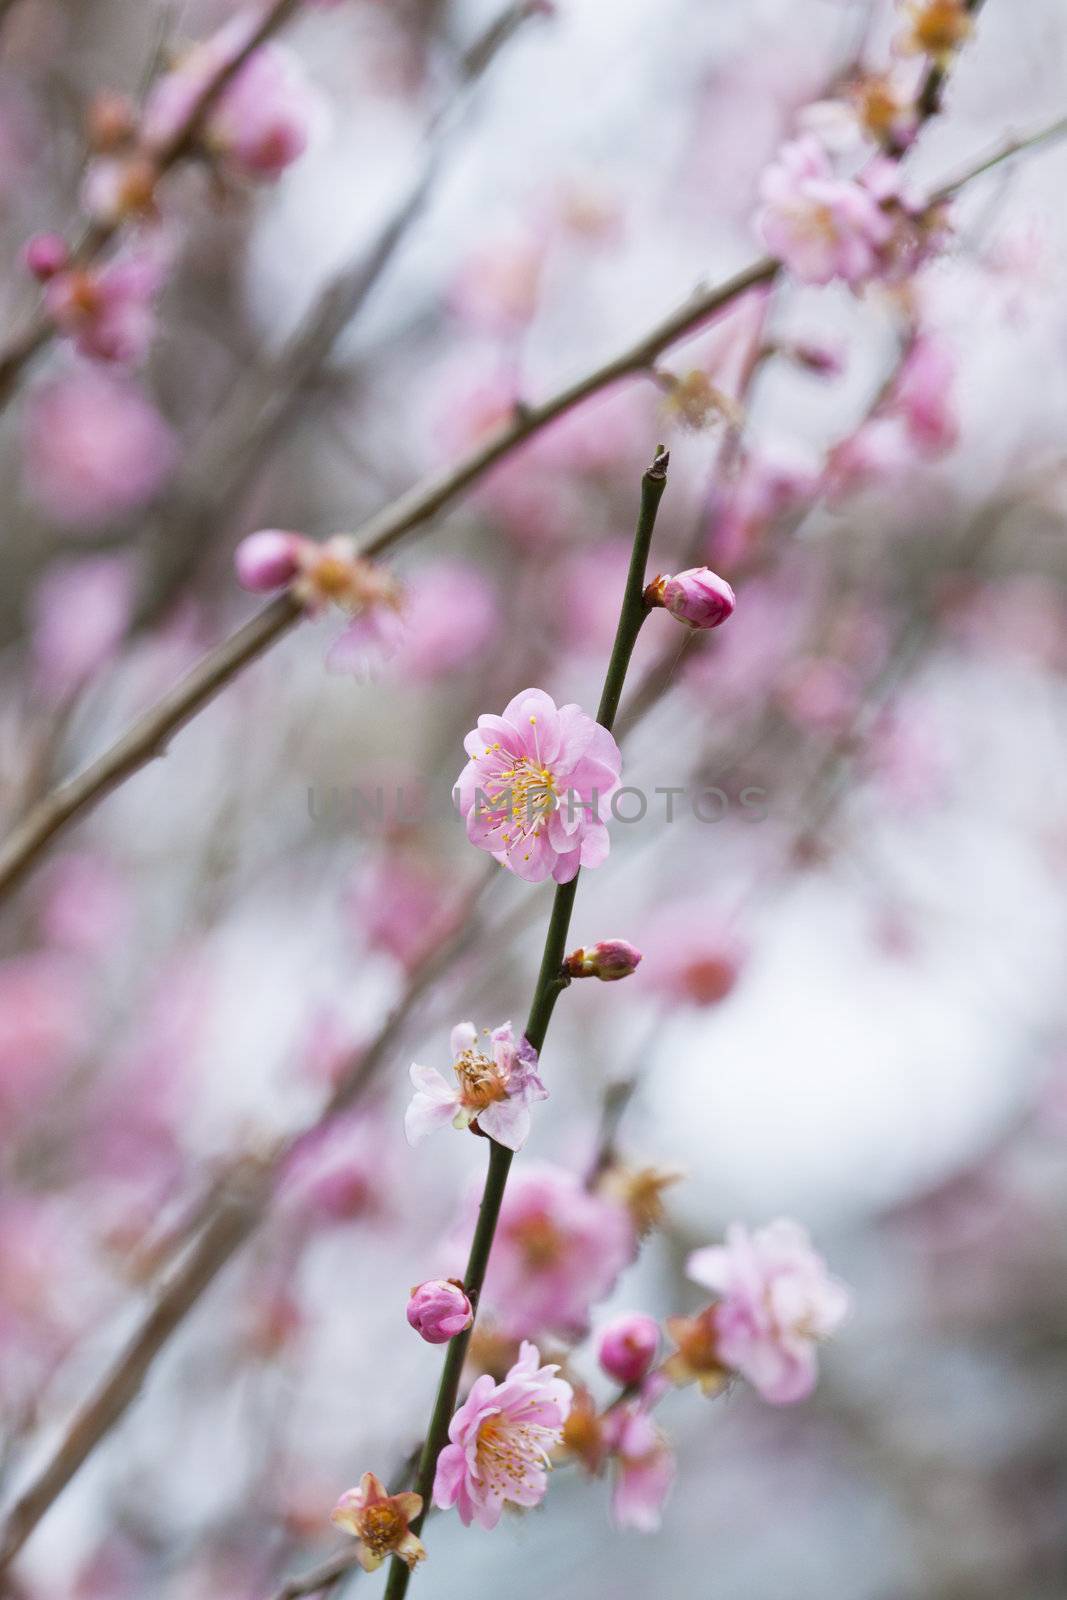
[639,901,747,1007]
[686,1219,850,1404]
[331,1473,425,1573]
[30,554,134,701]
[455,687,621,884]
[406,1021,546,1152]
[142,11,318,183]
[433,1341,573,1529]
[602,1391,676,1533]
[455,1162,636,1338]
[891,334,959,455]
[23,369,178,528]
[407,1279,474,1344]
[799,72,920,153]
[43,247,166,366]
[757,137,893,286]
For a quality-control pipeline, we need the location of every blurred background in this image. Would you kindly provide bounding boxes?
[1,0,1066,1595]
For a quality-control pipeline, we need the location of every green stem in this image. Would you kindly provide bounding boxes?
[382,447,670,1599]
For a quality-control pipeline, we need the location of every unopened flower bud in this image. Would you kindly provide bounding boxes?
[23,233,69,283]
[406,1278,473,1344]
[647,567,736,630]
[234,529,306,592]
[598,1313,660,1386]
[564,939,642,982]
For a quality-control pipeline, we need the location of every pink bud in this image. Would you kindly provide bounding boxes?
[598,1313,660,1386]
[654,568,736,630]
[234,529,305,593]
[406,1279,473,1344]
[564,939,643,982]
[24,233,69,282]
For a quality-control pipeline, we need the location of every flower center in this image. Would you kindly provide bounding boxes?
[455,1047,508,1109]
[476,1413,556,1497]
[509,1210,564,1269]
[359,1502,405,1556]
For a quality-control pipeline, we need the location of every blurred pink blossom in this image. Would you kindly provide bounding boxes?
[597,1312,659,1385]
[34,853,130,957]
[602,1390,676,1532]
[455,687,621,884]
[757,138,893,286]
[449,227,546,333]
[687,1219,850,1404]
[44,247,165,365]
[24,368,178,527]
[346,851,461,971]
[433,1340,572,1528]
[30,554,134,700]
[639,901,746,1007]
[0,952,86,1123]
[143,11,317,182]
[891,334,959,455]
[458,1162,635,1338]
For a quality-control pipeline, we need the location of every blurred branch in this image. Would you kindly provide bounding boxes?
[133,0,553,628]
[0,867,495,1576]
[0,0,307,408]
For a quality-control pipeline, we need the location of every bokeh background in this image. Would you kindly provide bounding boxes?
[1,0,1066,1595]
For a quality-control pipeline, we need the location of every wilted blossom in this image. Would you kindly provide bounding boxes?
[30,554,134,701]
[757,138,894,286]
[455,687,622,883]
[407,1279,474,1344]
[24,368,177,528]
[686,1220,850,1404]
[331,1473,425,1573]
[142,11,317,183]
[597,1312,660,1385]
[406,1021,547,1152]
[460,1162,636,1338]
[44,246,166,365]
[601,1389,676,1533]
[433,1341,573,1529]
[648,567,736,630]
[897,0,973,65]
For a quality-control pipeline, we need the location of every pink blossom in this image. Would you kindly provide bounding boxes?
[30,554,134,700]
[280,1113,390,1225]
[34,853,129,957]
[234,528,305,591]
[709,449,818,568]
[823,416,915,503]
[653,567,736,630]
[563,938,643,982]
[392,559,498,681]
[639,901,746,1007]
[24,368,177,528]
[602,1393,675,1532]
[757,137,893,286]
[455,687,621,884]
[44,247,165,365]
[0,953,86,1125]
[332,1473,425,1573]
[142,12,316,182]
[449,227,546,333]
[433,1340,572,1528]
[687,1219,850,1404]
[346,852,461,971]
[597,1313,659,1385]
[406,1021,547,1152]
[80,153,159,226]
[458,1162,636,1339]
[407,1279,474,1344]
[891,335,959,455]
